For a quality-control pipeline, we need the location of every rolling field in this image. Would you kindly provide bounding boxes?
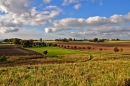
[0,45,43,57]
[0,43,130,86]
[56,42,130,54]
[0,60,130,86]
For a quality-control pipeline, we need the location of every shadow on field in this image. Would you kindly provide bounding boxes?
[125,78,130,86]
[0,57,74,67]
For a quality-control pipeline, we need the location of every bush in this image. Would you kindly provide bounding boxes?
[104,48,106,50]
[53,44,57,47]
[43,50,48,56]
[87,47,91,50]
[99,48,103,51]
[71,46,73,49]
[73,46,77,49]
[0,56,7,62]
[48,43,53,46]
[120,48,123,52]
[67,45,70,48]
[64,46,67,48]
[114,47,119,52]
[61,45,63,47]
[78,47,82,49]
[82,47,85,49]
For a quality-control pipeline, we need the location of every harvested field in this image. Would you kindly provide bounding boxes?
[0,58,74,67]
[0,45,43,57]
[56,42,130,54]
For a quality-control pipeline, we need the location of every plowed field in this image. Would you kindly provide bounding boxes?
[0,45,43,57]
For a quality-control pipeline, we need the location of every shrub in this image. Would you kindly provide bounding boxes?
[87,47,91,50]
[99,48,103,51]
[0,56,7,62]
[53,44,57,47]
[78,47,82,49]
[67,45,70,48]
[71,46,73,49]
[73,46,77,49]
[48,43,53,46]
[114,47,119,52]
[82,47,85,49]
[61,45,63,47]
[43,50,48,56]
[64,46,66,48]
[120,48,123,52]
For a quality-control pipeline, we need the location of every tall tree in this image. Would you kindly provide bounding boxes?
[40,38,42,42]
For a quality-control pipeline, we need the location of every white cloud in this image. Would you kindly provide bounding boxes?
[44,12,130,39]
[0,0,32,15]
[45,16,110,33]
[74,3,81,10]
[45,27,71,33]
[1,28,64,40]
[0,27,19,33]
[0,0,62,33]
[62,0,80,5]
[43,0,51,4]
[0,14,22,27]
[21,6,62,26]
[110,13,130,24]
[67,26,130,39]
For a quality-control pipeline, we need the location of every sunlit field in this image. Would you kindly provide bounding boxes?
[0,45,130,86]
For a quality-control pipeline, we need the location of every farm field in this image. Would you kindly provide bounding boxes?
[0,45,43,57]
[27,47,85,57]
[0,60,130,86]
[56,42,130,54]
[0,43,130,86]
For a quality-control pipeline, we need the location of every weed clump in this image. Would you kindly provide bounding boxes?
[89,54,94,60]
[0,56,7,62]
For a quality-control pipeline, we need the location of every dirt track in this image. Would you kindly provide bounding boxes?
[0,45,43,56]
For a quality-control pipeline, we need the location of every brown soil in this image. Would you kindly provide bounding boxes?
[56,42,130,54]
[0,45,43,57]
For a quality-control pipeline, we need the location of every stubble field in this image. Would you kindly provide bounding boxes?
[0,42,130,86]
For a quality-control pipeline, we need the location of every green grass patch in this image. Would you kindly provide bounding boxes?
[27,47,85,57]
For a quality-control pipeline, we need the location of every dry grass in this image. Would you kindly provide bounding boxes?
[0,59,130,86]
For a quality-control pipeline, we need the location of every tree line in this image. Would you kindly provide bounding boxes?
[2,38,46,47]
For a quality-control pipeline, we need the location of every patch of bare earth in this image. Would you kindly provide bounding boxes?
[56,42,130,54]
[0,45,43,57]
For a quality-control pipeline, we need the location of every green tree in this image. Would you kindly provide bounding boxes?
[93,38,98,42]
[68,38,72,41]
[40,38,42,42]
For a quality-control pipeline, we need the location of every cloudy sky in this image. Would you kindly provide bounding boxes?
[0,0,130,40]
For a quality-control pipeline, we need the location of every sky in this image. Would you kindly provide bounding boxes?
[0,0,130,40]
